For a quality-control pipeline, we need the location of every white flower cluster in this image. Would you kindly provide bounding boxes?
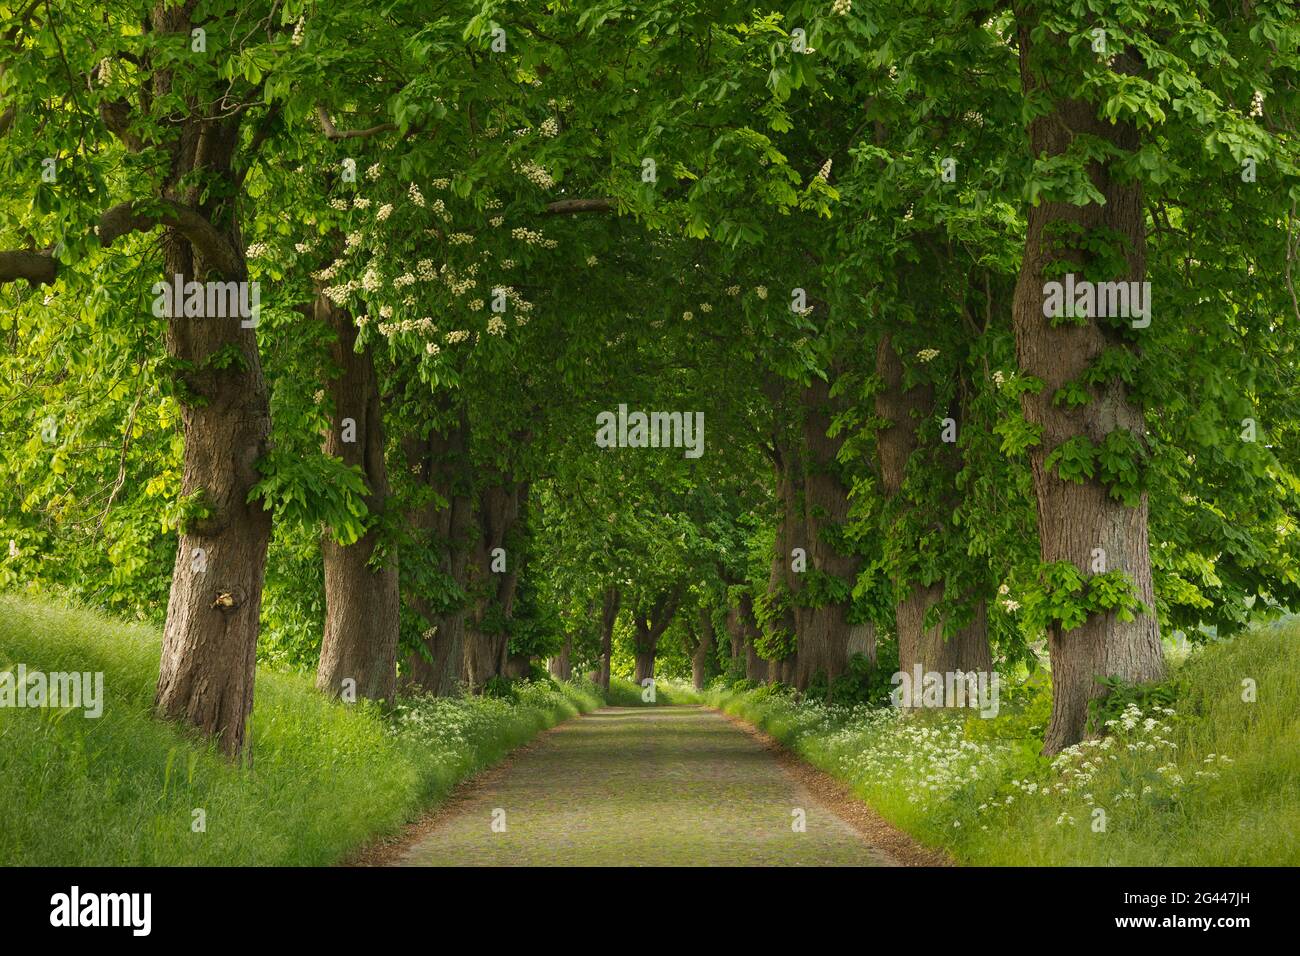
[408,183,425,207]
[376,316,436,337]
[314,260,342,281]
[540,116,559,138]
[916,348,940,362]
[443,268,477,297]
[444,329,471,345]
[515,160,555,189]
[511,226,555,248]
[832,0,851,15]
[324,279,358,305]
[291,17,305,46]
[245,242,268,260]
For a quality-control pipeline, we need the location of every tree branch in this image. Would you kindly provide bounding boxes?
[316,105,396,141]
[0,249,57,285]
[97,200,242,279]
[543,197,615,216]
[1,199,242,287]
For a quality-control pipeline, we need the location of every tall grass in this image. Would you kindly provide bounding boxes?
[605,676,705,707]
[0,594,601,866]
[709,624,1300,865]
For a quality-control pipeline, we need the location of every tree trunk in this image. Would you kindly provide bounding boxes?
[875,335,991,679]
[151,60,270,759]
[633,649,656,686]
[631,587,681,690]
[725,595,766,682]
[1013,15,1164,755]
[597,585,620,692]
[847,621,876,664]
[464,481,524,690]
[548,632,572,681]
[402,408,472,696]
[503,653,532,679]
[875,333,933,676]
[896,585,992,676]
[795,374,860,690]
[315,293,398,702]
[691,608,715,689]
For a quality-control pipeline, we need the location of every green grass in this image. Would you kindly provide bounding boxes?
[708,624,1300,865]
[605,675,705,707]
[0,594,602,866]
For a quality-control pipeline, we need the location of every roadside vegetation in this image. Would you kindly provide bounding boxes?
[708,624,1300,866]
[0,595,601,866]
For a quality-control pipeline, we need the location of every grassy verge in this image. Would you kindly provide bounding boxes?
[605,676,705,707]
[708,624,1300,865]
[0,594,602,866]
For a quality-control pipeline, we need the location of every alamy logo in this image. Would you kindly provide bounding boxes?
[50,886,151,936]
[0,664,104,718]
[151,274,261,328]
[596,404,704,459]
[890,665,1000,717]
[1042,273,1151,328]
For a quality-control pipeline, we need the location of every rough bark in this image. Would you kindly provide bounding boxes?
[315,293,399,702]
[151,6,271,759]
[464,481,524,690]
[795,374,861,690]
[847,621,877,665]
[401,408,473,697]
[1013,15,1164,755]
